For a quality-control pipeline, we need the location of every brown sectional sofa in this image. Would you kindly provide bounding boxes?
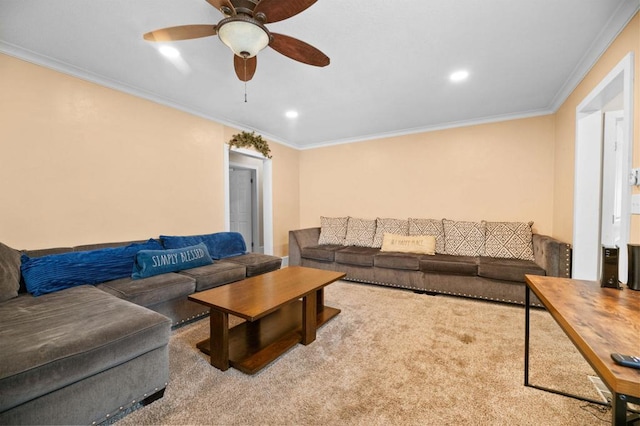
[289,219,571,306]
[0,234,281,425]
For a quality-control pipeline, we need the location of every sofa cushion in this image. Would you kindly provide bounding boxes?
[97,273,196,307]
[318,216,349,245]
[132,243,213,279]
[301,244,344,262]
[419,254,479,276]
[477,257,545,282]
[160,232,246,260]
[408,218,445,254]
[372,218,408,248]
[344,217,377,247]
[0,242,21,302]
[178,262,247,291]
[374,252,421,270]
[221,253,282,277]
[443,219,486,257]
[484,221,535,261]
[334,247,379,266]
[381,233,436,255]
[20,239,163,296]
[0,285,170,413]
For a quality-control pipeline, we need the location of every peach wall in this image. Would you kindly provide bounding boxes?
[270,142,300,256]
[0,54,299,256]
[299,115,556,236]
[553,13,640,244]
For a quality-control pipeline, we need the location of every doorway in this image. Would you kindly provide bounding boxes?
[224,146,274,255]
[572,52,634,282]
[601,109,624,249]
[229,166,259,252]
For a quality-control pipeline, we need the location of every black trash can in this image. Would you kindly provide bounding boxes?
[627,244,640,290]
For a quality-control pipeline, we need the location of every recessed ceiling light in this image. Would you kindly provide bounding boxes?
[159,45,181,59]
[285,110,299,119]
[450,70,469,82]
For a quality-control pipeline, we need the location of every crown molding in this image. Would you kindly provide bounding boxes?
[299,109,554,150]
[548,0,639,111]
[2,1,638,151]
[0,41,297,150]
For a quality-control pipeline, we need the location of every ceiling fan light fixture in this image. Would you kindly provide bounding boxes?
[218,17,270,58]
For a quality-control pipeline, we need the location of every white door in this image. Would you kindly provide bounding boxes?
[229,168,254,251]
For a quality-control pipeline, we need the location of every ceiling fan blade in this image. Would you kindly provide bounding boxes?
[205,0,236,15]
[254,0,316,23]
[234,55,257,81]
[269,33,329,67]
[143,25,217,42]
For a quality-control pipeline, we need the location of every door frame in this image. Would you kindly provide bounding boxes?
[572,52,634,281]
[224,146,274,255]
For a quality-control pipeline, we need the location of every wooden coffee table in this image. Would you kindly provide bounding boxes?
[188,266,345,374]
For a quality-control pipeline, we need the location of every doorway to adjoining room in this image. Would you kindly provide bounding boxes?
[572,52,634,282]
[224,146,274,255]
[229,153,262,253]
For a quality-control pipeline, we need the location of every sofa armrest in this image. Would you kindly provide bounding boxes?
[532,234,572,277]
[288,227,321,266]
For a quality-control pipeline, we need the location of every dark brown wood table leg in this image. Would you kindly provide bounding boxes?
[302,291,317,345]
[210,308,229,371]
[316,287,325,312]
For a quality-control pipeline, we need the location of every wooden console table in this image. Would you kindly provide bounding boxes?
[524,275,640,425]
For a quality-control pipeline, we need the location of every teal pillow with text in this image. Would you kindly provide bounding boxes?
[132,243,213,279]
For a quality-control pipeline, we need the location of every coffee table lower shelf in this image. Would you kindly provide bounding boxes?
[196,301,340,374]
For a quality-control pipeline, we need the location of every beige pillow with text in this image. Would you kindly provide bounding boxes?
[380,233,436,255]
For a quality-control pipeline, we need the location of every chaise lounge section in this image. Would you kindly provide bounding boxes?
[0,232,282,425]
[0,285,171,425]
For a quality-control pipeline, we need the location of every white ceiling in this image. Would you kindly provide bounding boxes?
[1,0,638,149]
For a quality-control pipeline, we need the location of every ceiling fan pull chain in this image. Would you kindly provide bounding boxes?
[244,55,248,103]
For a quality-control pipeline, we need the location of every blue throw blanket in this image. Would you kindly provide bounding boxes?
[160,232,247,260]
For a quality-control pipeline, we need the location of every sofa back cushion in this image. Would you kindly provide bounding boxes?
[160,232,246,260]
[443,219,486,256]
[408,218,445,254]
[318,216,349,245]
[344,217,377,247]
[132,242,213,279]
[20,239,163,296]
[372,218,408,248]
[0,241,21,302]
[483,221,534,260]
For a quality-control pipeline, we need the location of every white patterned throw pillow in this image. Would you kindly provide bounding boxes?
[372,218,409,248]
[484,221,534,260]
[408,218,445,254]
[318,216,348,245]
[443,219,486,256]
[344,217,377,247]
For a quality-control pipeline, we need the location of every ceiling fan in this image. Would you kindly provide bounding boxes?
[143,0,330,82]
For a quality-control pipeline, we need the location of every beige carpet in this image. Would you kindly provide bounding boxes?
[115,281,611,425]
